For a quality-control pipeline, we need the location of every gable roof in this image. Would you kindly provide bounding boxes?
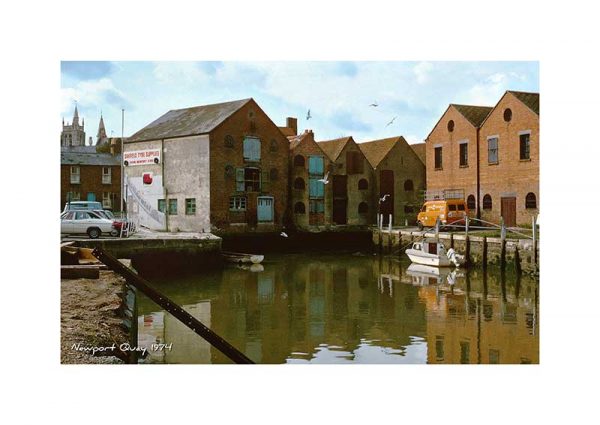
[61,150,121,166]
[451,104,494,127]
[128,98,252,142]
[410,142,426,164]
[508,90,539,115]
[279,126,296,137]
[358,136,402,168]
[316,136,352,161]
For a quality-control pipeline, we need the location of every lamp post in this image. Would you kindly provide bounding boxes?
[120,109,124,216]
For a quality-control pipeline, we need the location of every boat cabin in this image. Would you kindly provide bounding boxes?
[411,239,447,256]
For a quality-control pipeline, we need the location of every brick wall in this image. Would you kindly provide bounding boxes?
[426,106,479,211]
[479,93,539,226]
[209,100,290,231]
[61,163,121,211]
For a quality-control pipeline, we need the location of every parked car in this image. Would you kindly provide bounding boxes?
[63,201,103,213]
[91,209,128,235]
[416,199,469,230]
[60,210,118,238]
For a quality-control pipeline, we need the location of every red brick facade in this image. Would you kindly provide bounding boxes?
[60,163,122,211]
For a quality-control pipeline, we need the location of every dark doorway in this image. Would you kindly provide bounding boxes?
[501,197,516,227]
[380,170,394,225]
[332,175,348,225]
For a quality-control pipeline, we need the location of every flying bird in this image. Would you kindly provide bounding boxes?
[318,171,330,185]
[306,109,312,120]
[280,231,288,238]
[386,116,397,127]
[379,194,390,203]
[369,101,379,107]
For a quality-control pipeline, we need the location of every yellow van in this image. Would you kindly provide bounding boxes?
[417,199,468,230]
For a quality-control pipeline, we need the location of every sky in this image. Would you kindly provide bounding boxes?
[60,61,539,144]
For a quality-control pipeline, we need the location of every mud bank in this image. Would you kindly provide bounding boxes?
[61,270,132,364]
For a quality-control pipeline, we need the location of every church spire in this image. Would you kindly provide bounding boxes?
[72,103,79,126]
[96,112,108,145]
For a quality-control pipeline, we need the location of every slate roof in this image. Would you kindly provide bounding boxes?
[128,98,252,142]
[316,136,352,161]
[508,90,539,114]
[451,104,493,127]
[61,146,98,154]
[410,142,426,164]
[358,137,402,168]
[279,126,296,137]
[61,150,121,166]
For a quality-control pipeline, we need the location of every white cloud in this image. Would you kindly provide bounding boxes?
[465,73,508,105]
[60,78,130,117]
[413,62,433,84]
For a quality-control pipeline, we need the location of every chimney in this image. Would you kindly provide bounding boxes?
[286,117,298,135]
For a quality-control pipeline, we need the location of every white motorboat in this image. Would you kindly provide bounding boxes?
[405,238,465,267]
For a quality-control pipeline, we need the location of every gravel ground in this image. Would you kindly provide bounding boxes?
[61,270,130,364]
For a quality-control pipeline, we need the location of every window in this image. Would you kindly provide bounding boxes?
[158,199,166,213]
[346,151,364,174]
[294,177,305,190]
[467,195,476,210]
[503,108,512,122]
[102,167,111,184]
[358,202,369,215]
[448,204,457,211]
[294,202,306,214]
[309,199,324,214]
[520,133,530,160]
[447,120,454,132]
[404,179,414,191]
[526,192,537,209]
[460,342,470,364]
[224,135,234,148]
[483,194,492,210]
[488,137,499,164]
[186,198,196,215]
[434,147,442,169]
[489,349,500,364]
[229,196,247,211]
[457,204,465,211]
[224,164,234,178]
[102,192,112,208]
[269,139,278,153]
[243,137,261,162]
[294,154,305,167]
[236,167,261,192]
[358,179,368,190]
[309,178,324,198]
[75,211,91,220]
[459,142,468,166]
[308,156,324,175]
[269,168,279,181]
[70,166,80,184]
[67,191,80,202]
[168,199,178,215]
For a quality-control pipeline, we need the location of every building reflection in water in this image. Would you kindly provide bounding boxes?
[137,253,538,364]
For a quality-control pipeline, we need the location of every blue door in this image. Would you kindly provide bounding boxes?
[257,196,274,222]
[87,192,96,201]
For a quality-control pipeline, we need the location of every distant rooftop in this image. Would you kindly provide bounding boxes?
[317,136,352,161]
[61,150,121,166]
[451,104,493,127]
[358,136,403,168]
[508,90,539,114]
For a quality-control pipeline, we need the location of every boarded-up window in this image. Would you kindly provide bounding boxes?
[483,194,492,210]
[467,195,476,210]
[404,179,414,191]
[358,202,368,215]
[434,147,442,169]
[309,178,324,198]
[525,192,537,209]
[294,202,306,214]
[243,137,261,162]
[308,156,324,175]
[309,199,324,213]
[358,179,368,190]
[294,154,305,167]
[294,177,305,190]
[346,151,364,174]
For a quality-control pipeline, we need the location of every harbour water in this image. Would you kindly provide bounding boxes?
[137,253,538,364]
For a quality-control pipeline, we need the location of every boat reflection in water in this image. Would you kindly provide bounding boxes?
[137,253,538,364]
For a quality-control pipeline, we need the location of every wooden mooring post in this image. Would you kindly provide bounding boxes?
[532,215,538,265]
[500,216,507,270]
[92,247,254,364]
[465,215,470,267]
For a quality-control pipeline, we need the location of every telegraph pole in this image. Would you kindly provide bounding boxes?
[120,108,124,214]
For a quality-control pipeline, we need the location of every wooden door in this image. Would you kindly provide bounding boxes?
[501,197,516,227]
[380,170,394,225]
[332,175,347,225]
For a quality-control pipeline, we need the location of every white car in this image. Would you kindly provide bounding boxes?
[61,210,118,239]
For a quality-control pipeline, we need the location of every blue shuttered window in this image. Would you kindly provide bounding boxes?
[308,155,324,199]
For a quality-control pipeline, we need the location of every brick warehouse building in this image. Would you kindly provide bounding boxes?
[358,136,426,226]
[289,129,333,228]
[478,91,539,227]
[317,136,374,226]
[60,149,122,211]
[124,98,289,233]
[425,103,493,217]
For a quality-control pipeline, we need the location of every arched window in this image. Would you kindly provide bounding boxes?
[503,108,512,122]
[294,202,305,214]
[483,194,492,210]
[224,164,234,178]
[358,202,369,215]
[404,179,414,191]
[224,135,234,148]
[358,179,368,190]
[269,139,278,152]
[467,195,476,210]
[293,177,305,190]
[294,154,305,167]
[525,192,537,209]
